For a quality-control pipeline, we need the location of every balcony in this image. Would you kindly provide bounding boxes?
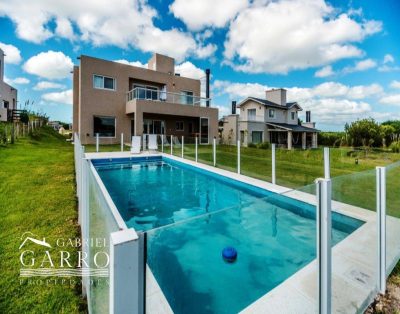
[126,87,210,107]
[239,115,265,122]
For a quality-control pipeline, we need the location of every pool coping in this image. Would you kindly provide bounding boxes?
[84,151,400,314]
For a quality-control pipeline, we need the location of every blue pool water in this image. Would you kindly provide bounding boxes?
[93,156,363,313]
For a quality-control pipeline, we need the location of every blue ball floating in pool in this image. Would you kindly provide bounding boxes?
[222,247,237,263]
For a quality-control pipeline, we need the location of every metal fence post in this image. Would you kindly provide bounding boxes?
[195,136,198,162]
[376,166,386,294]
[213,137,216,166]
[170,135,173,155]
[237,140,241,174]
[182,136,184,158]
[96,133,99,152]
[161,135,164,153]
[324,147,330,179]
[272,144,276,184]
[121,133,124,152]
[316,178,332,314]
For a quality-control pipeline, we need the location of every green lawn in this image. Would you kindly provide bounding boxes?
[0,127,85,313]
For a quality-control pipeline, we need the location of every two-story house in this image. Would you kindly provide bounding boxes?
[73,53,218,145]
[0,48,18,122]
[221,89,318,149]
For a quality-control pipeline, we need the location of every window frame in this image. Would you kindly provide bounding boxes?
[93,74,116,91]
[181,90,194,105]
[268,108,275,119]
[93,115,116,138]
[247,108,256,121]
[175,121,184,131]
[251,131,263,144]
[291,111,296,120]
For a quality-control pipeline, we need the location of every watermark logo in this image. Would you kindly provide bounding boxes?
[19,232,109,280]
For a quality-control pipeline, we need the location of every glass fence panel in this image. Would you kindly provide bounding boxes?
[240,145,272,183]
[385,161,400,280]
[87,164,120,314]
[276,148,324,188]
[215,143,237,173]
[330,168,377,312]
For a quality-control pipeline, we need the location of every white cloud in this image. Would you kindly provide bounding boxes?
[315,65,335,78]
[378,65,400,72]
[0,0,214,61]
[379,94,400,106]
[343,58,377,73]
[23,51,73,79]
[4,76,30,85]
[42,89,72,105]
[383,54,394,64]
[223,0,381,74]
[214,80,268,99]
[33,81,66,90]
[390,80,400,89]
[114,59,147,68]
[169,0,248,31]
[175,62,205,80]
[0,42,22,64]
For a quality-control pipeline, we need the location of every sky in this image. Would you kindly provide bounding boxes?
[0,0,400,131]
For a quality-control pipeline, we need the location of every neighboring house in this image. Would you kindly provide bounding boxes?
[221,89,319,149]
[48,121,62,131]
[73,53,218,145]
[0,48,17,122]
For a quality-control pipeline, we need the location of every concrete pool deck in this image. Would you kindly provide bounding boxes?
[86,151,400,314]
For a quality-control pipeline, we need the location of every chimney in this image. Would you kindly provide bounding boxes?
[231,101,237,114]
[265,88,286,106]
[306,111,311,123]
[205,69,210,107]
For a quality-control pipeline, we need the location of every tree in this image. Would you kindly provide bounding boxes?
[345,118,382,147]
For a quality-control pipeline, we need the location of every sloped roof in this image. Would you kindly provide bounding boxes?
[238,97,302,111]
[266,122,319,132]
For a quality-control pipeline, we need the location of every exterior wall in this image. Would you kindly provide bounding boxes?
[238,101,265,121]
[221,114,239,145]
[286,108,298,125]
[264,106,286,123]
[76,55,207,144]
[0,48,17,112]
[72,66,79,133]
[238,121,267,146]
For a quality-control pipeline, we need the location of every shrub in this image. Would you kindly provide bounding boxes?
[248,143,256,148]
[389,141,400,153]
[318,132,346,147]
[257,142,270,149]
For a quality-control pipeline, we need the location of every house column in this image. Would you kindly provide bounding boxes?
[134,112,143,137]
[287,131,292,150]
[302,132,307,149]
[312,132,318,148]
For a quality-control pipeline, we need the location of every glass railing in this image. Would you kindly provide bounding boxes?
[127,87,211,107]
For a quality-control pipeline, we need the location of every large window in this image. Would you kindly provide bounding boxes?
[93,116,116,137]
[248,109,256,121]
[181,91,194,105]
[268,109,275,119]
[93,75,115,90]
[133,84,158,100]
[252,131,263,144]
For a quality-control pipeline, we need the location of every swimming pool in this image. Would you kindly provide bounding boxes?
[92,156,364,313]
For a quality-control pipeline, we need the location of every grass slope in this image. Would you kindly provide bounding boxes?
[0,127,85,313]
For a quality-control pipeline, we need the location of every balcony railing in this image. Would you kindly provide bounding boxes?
[127,87,210,107]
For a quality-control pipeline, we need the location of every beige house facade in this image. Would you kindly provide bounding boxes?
[73,53,218,145]
[0,48,17,122]
[221,89,319,149]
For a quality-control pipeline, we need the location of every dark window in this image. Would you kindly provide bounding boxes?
[93,75,115,90]
[176,121,184,131]
[291,112,295,120]
[94,116,116,137]
[181,91,194,105]
[252,131,263,144]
